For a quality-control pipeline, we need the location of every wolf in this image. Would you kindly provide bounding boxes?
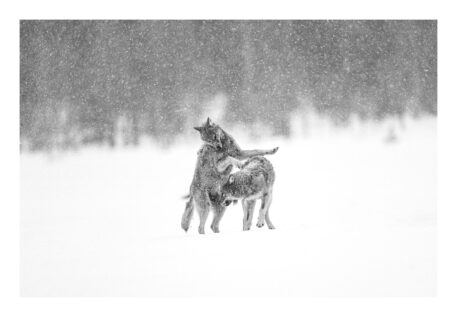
[220,156,276,231]
[194,118,279,161]
[181,118,278,234]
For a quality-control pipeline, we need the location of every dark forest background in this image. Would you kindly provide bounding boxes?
[20,20,437,151]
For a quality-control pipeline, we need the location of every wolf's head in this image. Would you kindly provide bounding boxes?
[194,117,224,151]
[220,174,241,206]
[219,189,238,207]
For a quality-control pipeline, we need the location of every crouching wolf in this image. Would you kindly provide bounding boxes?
[181,118,278,234]
[220,156,276,231]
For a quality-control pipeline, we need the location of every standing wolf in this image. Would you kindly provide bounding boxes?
[220,156,276,231]
[181,118,278,234]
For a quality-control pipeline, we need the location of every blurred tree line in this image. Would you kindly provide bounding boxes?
[20,20,436,151]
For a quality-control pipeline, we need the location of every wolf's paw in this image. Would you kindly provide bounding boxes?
[210,223,220,233]
[256,221,265,228]
[271,147,279,154]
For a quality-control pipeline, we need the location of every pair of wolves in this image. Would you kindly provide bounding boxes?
[181,118,278,234]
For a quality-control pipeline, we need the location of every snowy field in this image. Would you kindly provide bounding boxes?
[20,116,436,296]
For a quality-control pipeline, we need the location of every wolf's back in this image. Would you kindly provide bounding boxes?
[244,156,275,186]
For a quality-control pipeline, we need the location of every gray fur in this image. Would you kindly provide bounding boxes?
[221,156,276,231]
[181,118,279,234]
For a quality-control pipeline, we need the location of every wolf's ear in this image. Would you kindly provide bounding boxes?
[206,117,214,126]
[194,126,203,132]
[229,175,235,184]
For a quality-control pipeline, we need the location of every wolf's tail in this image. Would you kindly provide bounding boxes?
[181,195,194,232]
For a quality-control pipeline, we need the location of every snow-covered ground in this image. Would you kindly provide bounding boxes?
[20,116,436,296]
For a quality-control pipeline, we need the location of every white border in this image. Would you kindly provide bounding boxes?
[2,1,456,316]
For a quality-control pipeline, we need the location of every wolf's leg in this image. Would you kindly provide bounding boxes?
[235,147,279,160]
[210,205,226,233]
[197,207,209,234]
[181,196,194,232]
[265,207,275,230]
[256,195,267,228]
[242,200,249,230]
[242,200,247,230]
[244,200,256,231]
[195,196,210,235]
[257,192,273,228]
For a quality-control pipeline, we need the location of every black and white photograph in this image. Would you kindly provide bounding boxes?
[18,19,437,297]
